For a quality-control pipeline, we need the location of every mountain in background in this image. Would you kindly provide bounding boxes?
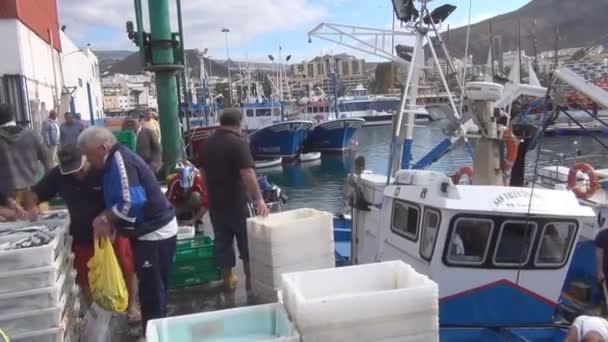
[440,0,608,64]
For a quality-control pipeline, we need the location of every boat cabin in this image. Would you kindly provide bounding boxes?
[242,102,282,132]
[352,169,595,327]
[299,100,330,123]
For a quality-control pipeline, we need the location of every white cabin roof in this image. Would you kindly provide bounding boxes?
[446,185,595,217]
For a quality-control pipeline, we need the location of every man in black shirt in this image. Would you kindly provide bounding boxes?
[23,145,141,321]
[200,108,268,291]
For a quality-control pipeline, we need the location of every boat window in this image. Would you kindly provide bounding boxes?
[535,222,576,266]
[420,209,441,261]
[447,218,493,265]
[493,221,537,266]
[258,109,272,117]
[246,109,254,117]
[391,200,420,242]
[307,107,313,113]
[313,107,318,113]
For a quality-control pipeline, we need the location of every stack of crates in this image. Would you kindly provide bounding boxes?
[0,213,80,342]
[169,234,221,289]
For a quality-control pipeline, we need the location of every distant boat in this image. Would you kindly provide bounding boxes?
[249,120,313,162]
[338,84,434,126]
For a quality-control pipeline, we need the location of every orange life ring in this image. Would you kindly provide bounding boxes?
[568,162,600,199]
[501,127,519,171]
[451,166,473,185]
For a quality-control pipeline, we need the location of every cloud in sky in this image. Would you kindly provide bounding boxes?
[58,0,327,51]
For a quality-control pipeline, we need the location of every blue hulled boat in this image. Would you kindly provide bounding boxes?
[248,120,313,161]
[304,118,365,152]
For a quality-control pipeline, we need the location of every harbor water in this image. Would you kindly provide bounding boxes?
[260,124,608,214]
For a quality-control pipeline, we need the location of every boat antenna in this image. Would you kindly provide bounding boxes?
[458,0,473,116]
[489,20,495,78]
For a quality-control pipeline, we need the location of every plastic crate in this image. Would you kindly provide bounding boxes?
[172,237,214,262]
[168,268,221,289]
[170,258,217,274]
[175,234,212,251]
[146,303,300,342]
[113,130,136,151]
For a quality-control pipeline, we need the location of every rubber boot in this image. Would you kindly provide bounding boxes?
[243,261,252,291]
[221,268,237,292]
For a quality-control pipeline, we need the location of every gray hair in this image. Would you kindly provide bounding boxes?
[77,126,117,149]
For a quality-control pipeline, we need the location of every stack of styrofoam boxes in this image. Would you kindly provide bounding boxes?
[147,303,300,342]
[0,213,81,342]
[247,209,335,300]
[281,260,439,342]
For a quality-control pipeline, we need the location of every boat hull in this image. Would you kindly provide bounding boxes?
[305,118,365,152]
[249,121,313,160]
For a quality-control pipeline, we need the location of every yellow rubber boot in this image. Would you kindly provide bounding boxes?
[222,268,238,292]
[243,261,252,291]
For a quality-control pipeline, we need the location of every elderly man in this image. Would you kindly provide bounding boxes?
[123,112,162,173]
[200,108,268,291]
[23,144,140,321]
[77,127,177,331]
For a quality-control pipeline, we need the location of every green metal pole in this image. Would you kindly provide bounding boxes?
[147,0,182,173]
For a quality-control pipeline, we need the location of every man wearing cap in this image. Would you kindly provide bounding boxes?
[23,144,141,321]
[123,112,162,173]
[77,126,177,332]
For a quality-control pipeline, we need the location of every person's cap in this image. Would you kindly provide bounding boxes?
[58,144,85,175]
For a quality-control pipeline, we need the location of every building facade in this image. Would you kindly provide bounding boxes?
[290,54,370,97]
[101,73,158,114]
[0,0,103,130]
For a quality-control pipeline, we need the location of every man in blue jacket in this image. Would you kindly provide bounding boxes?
[77,126,177,331]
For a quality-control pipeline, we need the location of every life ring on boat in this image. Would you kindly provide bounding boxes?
[451,166,473,185]
[500,127,519,172]
[568,162,600,199]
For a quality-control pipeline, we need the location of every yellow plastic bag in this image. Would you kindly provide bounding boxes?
[87,237,129,312]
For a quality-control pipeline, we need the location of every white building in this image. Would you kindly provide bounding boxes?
[0,0,103,130]
[101,73,158,113]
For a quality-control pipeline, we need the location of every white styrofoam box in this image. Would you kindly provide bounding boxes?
[247,208,334,246]
[250,253,335,290]
[0,249,73,294]
[248,238,335,267]
[177,226,195,240]
[0,268,75,315]
[280,260,439,340]
[0,280,79,336]
[146,303,300,342]
[0,224,68,271]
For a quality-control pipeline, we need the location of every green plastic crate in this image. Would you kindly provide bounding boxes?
[169,268,221,289]
[113,130,136,151]
[171,258,217,274]
[173,236,214,262]
[175,235,213,251]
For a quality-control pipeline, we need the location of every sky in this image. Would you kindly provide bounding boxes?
[57,0,532,63]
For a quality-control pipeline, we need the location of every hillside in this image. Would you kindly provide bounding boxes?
[100,49,230,78]
[440,0,608,63]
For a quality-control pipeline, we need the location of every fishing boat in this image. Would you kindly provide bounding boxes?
[304,118,365,152]
[310,0,608,339]
[248,120,313,162]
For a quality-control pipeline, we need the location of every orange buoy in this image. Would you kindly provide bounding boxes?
[451,166,474,185]
[500,127,519,172]
[568,162,600,199]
